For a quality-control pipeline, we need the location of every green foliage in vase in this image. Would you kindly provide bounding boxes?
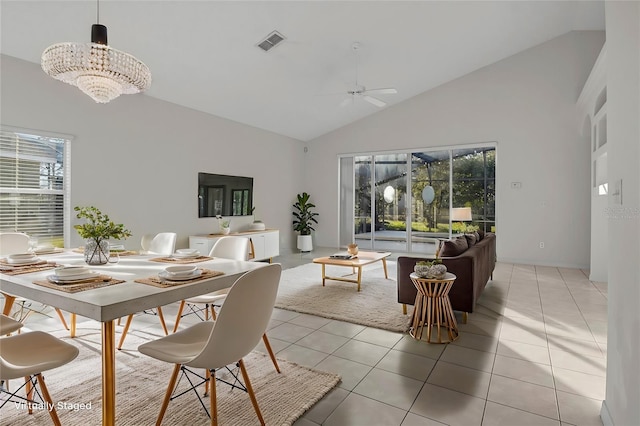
[74,206,132,244]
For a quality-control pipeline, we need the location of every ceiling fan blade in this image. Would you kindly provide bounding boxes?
[364,88,398,95]
[362,95,386,107]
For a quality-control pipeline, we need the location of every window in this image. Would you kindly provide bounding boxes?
[340,144,495,254]
[0,127,71,246]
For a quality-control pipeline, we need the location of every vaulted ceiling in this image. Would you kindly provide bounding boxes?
[1,1,605,141]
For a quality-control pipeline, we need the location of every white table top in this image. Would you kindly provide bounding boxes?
[0,251,266,322]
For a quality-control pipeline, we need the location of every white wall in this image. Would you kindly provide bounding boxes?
[600,3,640,425]
[0,55,305,251]
[305,31,604,269]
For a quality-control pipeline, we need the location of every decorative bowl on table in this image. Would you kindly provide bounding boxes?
[414,263,431,278]
[427,264,447,279]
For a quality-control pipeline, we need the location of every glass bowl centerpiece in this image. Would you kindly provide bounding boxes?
[74,206,132,265]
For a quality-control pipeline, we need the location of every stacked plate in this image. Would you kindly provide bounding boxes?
[33,244,57,255]
[5,253,42,265]
[172,249,200,259]
[159,265,202,281]
[48,266,99,284]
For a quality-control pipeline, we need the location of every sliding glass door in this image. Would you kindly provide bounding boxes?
[341,145,496,254]
[410,151,450,253]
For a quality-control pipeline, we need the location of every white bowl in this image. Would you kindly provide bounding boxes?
[55,266,90,277]
[176,249,198,255]
[8,253,36,260]
[165,265,197,276]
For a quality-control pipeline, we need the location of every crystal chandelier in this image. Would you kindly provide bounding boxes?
[41,5,151,104]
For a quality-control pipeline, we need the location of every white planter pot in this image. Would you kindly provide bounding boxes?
[297,235,313,252]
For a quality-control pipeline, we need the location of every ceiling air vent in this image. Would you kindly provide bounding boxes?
[257,31,286,52]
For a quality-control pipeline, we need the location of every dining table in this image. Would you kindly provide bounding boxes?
[0,249,266,425]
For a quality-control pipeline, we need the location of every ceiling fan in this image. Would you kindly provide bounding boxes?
[340,42,397,108]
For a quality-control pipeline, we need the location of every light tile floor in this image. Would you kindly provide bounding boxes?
[8,249,607,426]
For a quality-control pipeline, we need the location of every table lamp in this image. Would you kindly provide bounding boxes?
[451,207,472,233]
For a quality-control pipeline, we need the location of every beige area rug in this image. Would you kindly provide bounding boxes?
[275,261,411,333]
[0,326,340,426]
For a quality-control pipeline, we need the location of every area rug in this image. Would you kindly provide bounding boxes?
[0,326,340,426]
[275,261,411,333]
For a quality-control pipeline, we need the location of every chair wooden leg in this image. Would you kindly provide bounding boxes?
[156,364,180,426]
[209,369,218,426]
[117,315,134,350]
[204,367,210,397]
[238,359,265,426]
[54,308,69,331]
[25,376,33,414]
[37,374,62,426]
[210,306,217,320]
[117,317,122,326]
[402,303,407,315]
[204,304,209,321]
[156,307,168,335]
[261,334,280,373]
[173,301,185,333]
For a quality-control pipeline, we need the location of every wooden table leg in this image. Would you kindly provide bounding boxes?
[102,320,116,426]
[381,258,389,279]
[356,267,363,292]
[1,293,16,316]
[321,264,326,286]
[70,313,77,338]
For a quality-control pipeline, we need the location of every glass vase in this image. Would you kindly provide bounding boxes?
[84,239,110,265]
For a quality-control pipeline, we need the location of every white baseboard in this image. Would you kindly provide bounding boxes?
[600,400,614,426]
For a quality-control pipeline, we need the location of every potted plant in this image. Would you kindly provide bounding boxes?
[292,192,318,252]
[74,206,132,265]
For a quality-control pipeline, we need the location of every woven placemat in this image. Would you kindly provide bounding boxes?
[0,261,59,275]
[32,276,126,293]
[135,268,224,288]
[149,256,213,264]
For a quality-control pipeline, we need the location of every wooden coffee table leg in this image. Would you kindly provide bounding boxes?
[321,264,326,286]
[356,267,363,292]
[381,258,389,279]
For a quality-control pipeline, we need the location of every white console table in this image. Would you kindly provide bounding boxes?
[189,229,279,262]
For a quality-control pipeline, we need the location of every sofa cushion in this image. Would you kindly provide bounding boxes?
[440,236,468,257]
[477,230,485,241]
[464,233,477,246]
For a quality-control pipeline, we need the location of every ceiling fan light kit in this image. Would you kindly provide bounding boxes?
[41,1,151,104]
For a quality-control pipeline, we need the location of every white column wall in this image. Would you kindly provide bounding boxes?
[600,2,640,425]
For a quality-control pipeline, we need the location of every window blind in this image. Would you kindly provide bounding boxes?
[0,128,70,246]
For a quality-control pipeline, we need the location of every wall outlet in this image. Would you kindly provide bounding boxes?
[539,242,545,249]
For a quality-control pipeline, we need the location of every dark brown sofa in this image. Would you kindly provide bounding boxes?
[397,232,496,322]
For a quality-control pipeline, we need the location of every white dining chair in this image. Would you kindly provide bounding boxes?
[116,232,177,349]
[0,314,23,335]
[0,232,71,334]
[173,236,249,329]
[0,331,79,425]
[138,263,282,426]
[0,232,29,255]
[172,237,280,373]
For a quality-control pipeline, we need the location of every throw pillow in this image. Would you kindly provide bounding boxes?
[440,236,469,257]
[477,230,485,241]
[464,233,477,246]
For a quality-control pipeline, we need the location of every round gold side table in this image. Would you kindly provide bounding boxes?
[409,272,459,343]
